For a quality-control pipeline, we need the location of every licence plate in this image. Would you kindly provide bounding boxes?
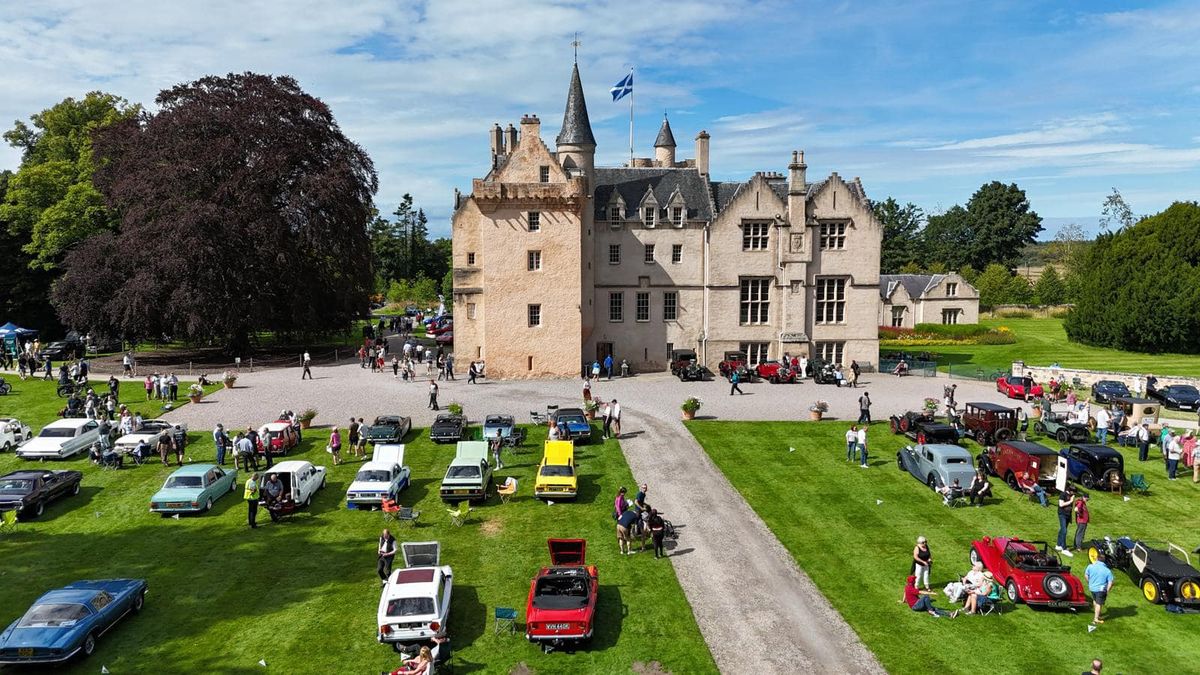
[546,623,570,630]
[167,502,187,508]
[18,648,33,657]
[1047,601,1070,608]
[455,490,469,495]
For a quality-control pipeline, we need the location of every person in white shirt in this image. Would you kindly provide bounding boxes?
[1136,422,1151,461]
[856,426,868,468]
[1095,407,1111,445]
[1166,431,1183,480]
[845,426,858,462]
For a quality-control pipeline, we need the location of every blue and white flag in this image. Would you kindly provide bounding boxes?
[611,73,633,102]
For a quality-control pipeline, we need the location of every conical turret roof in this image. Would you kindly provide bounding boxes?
[556,63,596,147]
[654,116,676,148]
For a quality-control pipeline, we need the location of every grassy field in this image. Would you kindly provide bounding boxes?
[906,318,1200,378]
[0,382,714,674]
[688,420,1200,675]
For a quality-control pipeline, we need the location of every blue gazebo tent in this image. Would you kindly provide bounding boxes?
[0,322,38,355]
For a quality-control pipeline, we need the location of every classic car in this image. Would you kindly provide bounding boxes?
[0,470,83,519]
[996,375,1044,401]
[810,358,842,385]
[1109,396,1160,432]
[346,444,410,509]
[364,415,413,445]
[429,414,467,444]
[1033,411,1090,444]
[717,351,754,381]
[1147,384,1200,412]
[39,335,84,361]
[1059,444,1125,491]
[113,419,188,456]
[896,443,978,490]
[0,578,147,665]
[549,408,592,444]
[535,441,577,499]
[755,360,796,384]
[888,410,961,445]
[1,418,33,452]
[669,349,703,381]
[979,441,1058,489]
[1087,537,1200,606]
[259,460,327,509]
[377,541,452,651]
[960,402,1018,445]
[434,331,454,345]
[428,319,453,336]
[17,419,102,460]
[482,414,525,447]
[526,538,598,650]
[440,441,492,502]
[256,420,300,456]
[149,464,238,515]
[1091,380,1131,404]
[969,537,1089,609]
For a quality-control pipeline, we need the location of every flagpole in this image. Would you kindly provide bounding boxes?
[628,67,634,165]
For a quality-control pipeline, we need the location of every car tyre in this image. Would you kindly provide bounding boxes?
[82,632,97,657]
[2,441,9,452]
[1006,579,1021,603]
[133,590,145,612]
[1033,422,1045,435]
[1056,429,1070,443]
[31,501,44,518]
[926,473,940,490]
[890,418,899,434]
[1080,471,1096,489]
[1174,578,1200,601]
[995,428,1014,442]
[204,498,213,512]
[1005,472,1018,491]
[1142,577,1163,604]
[72,481,81,495]
[1043,573,1070,599]
[895,452,903,471]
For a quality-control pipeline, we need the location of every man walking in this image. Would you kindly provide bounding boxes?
[1056,487,1075,556]
[730,369,743,396]
[301,351,312,380]
[428,380,439,410]
[609,399,622,439]
[845,425,858,462]
[849,360,861,387]
[602,400,613,440]
[1084,554,1113,625]
[858,392,872,424]
[857,425,869,468]
[604,353,614,380]
[244,472,260,529]
[213,424,229,466]
[378,529,397,586]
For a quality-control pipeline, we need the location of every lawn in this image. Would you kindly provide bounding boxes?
[907,317,1200,378]
[688,420,1200,675]
[0,381,713,674]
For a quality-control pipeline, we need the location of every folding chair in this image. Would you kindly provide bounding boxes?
[494,607,517,635]
[397,506,420,528]
[0,509,18,533]
[447,503,471,527]
[496,478,517,504]
[381,498,401,523]
[1129,474,1150,495]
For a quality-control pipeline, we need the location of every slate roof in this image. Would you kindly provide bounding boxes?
[593,167,713,220]
[880,274,944,300]
[654,117,676,148]
[556,63,596,147]
[709,178,820,214]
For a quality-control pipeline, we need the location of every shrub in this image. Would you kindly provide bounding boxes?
[809,400,829,413]
[976,330,1018,345]
[447,402,463,415]
[298,408,317,422]
[996,309,1033,319]
[1049,308,1070,319]
[913,323,990,338]
[681,397,703,413]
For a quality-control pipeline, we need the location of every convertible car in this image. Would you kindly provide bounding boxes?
[896,443,977,490]
[888,411,961,445]
[378,542,452,652]
[0,579,147,665]
[970,537,1089,609]
[429,414,467,444]
[1033,411,1090,444]
[364,415,412,445]
[482,414,525,447]
[0,470,83,519]
[526,539,598,651]
[550,408,592,444]
[149,464,238,515]
[1087,537,1200,606]
[112,419,187,456]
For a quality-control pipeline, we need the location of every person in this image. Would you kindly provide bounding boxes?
[845,425,858,462]
[616,508,639,555]
[1095,406,1110,445]
[329,426,343,466]
[302,351,313,380]
[378,529,397,586]
[547,420,561,441]
[1057,488,1076,556]
[613,486,628,521]
[387,645,432,675]
[647,508,667,558]
[1074,494,1091,551]
[157,433,175,466]
[730,368,743,395]
[428,380,439,411]
[1016,471,1048,506]
[591,360,601,381]
[1084,555,1113,625]
[959,564,986,613]
[849,360,860,387]
[857,392,872,424]
[937,479,963,506]
[964,469,989,506]
[1136,422,1151,462]
[171,426,186,465]
[122,352,132,377]
[467,361,478,384]
[604,353,614,380]
[974,571,999,614]
[348,417,360,456]
[490,429,504,469]
[213,424,229,466]
[356,417,368,459]
[609,399,622,438]
[1082,658,1103,675]
[262,473,284,507]
[912,536,933,590]
[902,575,957,618]
[1166,430,1182,480]
[857,425,869,468]
[892,359,909,376]
[244,472,260,529]
[634,483,648,510]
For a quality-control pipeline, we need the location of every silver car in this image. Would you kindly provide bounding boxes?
[896,443,977,490]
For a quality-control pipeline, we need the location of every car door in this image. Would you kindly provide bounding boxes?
[44,473,68,501]
[89,591,117,633]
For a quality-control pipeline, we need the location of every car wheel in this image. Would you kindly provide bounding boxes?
[1080,471,1096,489]
[72,481,81,495]
[995,428,1014,442]
[204,498,213,512]
[769,375,778,384]
[82,632,97,657]
[969,547,981,567]
[132,590,145,612]
[1043,573,1070,599]
[889,418,899,434]
[1006,579,1021,603]
[31,501,44,518]
[896,452,903,470]
[1056,429,1069,443]
[1175,578,1200,601]
[1033,422,1045,435]
[899,417,911,433]
[26,432,33,442]
[1,442,9,453]
[1005,472,1018,491]
[320,476,326,490]
[303,495,312,508]
[1142,577,1163,604]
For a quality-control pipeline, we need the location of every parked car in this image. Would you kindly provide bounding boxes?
[0,469,83,519]
[364,415,412,445]
[888,410,961,445]
[434,331,454,345]
[550,408,592,444]
[113,419,188,456]
[960,402,1018,445]
[1059,444,1125,491]
[256,420,300,456]
[896,443,977,490]
[979,440,1059,489]
[525,538,598,651]
[669,349,702,381]
[0,418,33,452]
[810,358,842,385]
[996,375,1044,401]
[1086,537,1200,606]
[1091,380,1131,404]
[260,460,327,509]
[439,441,492,502]
[430,414,467,444]
[17,419,102,460]
[969,537,1089,609]
[1147,384,1200,412]
[0,579,147,665]
[482,414,525,447]
[149,464,238,515]
[535,441,577,499]
[755,360,796,384]
[717,351,754,381]
[1033,411,1090,444]
[377,542,452,652]
[39,336,84,361]
[346,444,410,509]
[1110,396,1160,432]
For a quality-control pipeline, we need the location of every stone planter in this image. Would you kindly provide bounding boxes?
[585,410,596,420]
[809,410,823,421]
[223,380,235,389]
[188,395,202,404]
[300,420,313,430]
[682,410,696,420]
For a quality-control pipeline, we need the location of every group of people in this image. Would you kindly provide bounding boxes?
[325,418,370,465]
[843,424,870,468]
[142,372,181,401]
[588,354,627,380]
[612,484,668,558]
[242,471,288,529]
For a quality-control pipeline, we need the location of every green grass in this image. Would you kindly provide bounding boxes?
[688,420,1200,675]
[0,385,713,674]
[0,378,220,430]
[921,317,1200,377]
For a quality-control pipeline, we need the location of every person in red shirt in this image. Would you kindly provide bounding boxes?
[901,575,958,618]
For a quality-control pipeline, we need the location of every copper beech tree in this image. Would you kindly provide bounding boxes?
[53,73,377,351]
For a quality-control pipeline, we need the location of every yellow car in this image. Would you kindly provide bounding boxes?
[535,440,577,499]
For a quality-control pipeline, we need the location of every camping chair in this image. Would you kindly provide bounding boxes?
[943,488,967,508]
[497,478,517,504]
[397,507,419,528]
[0,509,17,533]
[447,502,471,527]
[1129,474,1150,495]
[381,498,401,522]
[494,607,518,635]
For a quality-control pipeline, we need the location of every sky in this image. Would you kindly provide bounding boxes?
[2,1,1198,239]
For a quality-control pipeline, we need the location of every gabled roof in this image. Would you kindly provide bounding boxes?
[880,274,945,300]
[556,63,596,147]
[710,178,826,215]
[654,117,676,148]
[593,167,713,220]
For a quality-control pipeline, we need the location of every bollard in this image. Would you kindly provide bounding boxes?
[189,361,193,376]
[250,357,254,372]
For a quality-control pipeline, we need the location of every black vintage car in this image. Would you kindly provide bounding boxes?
[1087,537,1200,606]
[364,415,413,444]
[429,414,467,444]
[810,359,841,385]
[1147,383,1200,412]
[888,411,961,445]
[0,469,83,519]
[1090,380,1131,404]
[1059,444,1125,490]
[670,349,705,382]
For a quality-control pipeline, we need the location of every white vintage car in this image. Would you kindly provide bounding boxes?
[346,444,411,509]
[0,418,33,452]
[377,542,452,651]
[18,419,103,460]
[113,419,188,455]
[259,460,327,508]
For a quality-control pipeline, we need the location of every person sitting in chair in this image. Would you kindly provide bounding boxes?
[262,473,284,507]
[1015,471,1048,506]
[967,469,992,506]
[938,479,964,506]
[892,359,909,376]
[385,645,433,675]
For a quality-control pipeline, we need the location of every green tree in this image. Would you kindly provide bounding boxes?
[921,205,973,269]
[924,261,947,274]
[871,197,924,273]
[1034,265,1066,306]
[441,268,454,311]
[411,276,438,305]
[1,92,140,270]
[974,263,1014,308]
[957,264,979,284]
[898,261,922,274]
[1006,273,1034,305]
[1100,187,1136,233]
[0,170,60,331]
[921,182,1043,270]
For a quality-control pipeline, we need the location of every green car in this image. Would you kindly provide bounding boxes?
[150,464,238,515]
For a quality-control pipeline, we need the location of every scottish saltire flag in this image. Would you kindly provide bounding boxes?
[611,73,633,101]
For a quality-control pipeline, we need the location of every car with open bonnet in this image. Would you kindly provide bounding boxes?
[439,441,492,502]
[526,538,598,651]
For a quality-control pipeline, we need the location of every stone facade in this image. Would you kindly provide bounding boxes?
[880,273,980,328]
[452,64,883,378]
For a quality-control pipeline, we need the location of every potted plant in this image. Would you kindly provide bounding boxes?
[447,402,464,416]
[809,400,829,421]
[187,384,204,404]
[584,399,600,420]
[221,370,238,389]
[681,397,703,420]
[922,397,939,415]
[298,408,317,429]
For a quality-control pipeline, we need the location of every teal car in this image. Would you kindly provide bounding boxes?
[149,464,238,515]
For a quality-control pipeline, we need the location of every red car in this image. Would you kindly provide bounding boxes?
[754,360,795,384]
[969,536,1090,609]
[980,440,1058,489]
[256,420,300,456]
[996,375,1044,401]
[525,538,597,651]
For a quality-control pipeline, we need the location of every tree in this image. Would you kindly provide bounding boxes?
[1034,265,1066,306]
[53,73,377,352]
[924,261,947,274]
[1046,222,1086,268]
[921,205,973,270]
[957,264,979,284]
[1,92,139,270]
[1006,273,1033,305]
[920,182,1043,270]
[871,197,924,273]
[973,263,1014,308]
[1099,188,1136,233]
[899,261,922,274]
[441,268,454,312]
[0,170,62,331]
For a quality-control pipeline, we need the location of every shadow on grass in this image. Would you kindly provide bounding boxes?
[590,584,625,651]
[39,485,104,519]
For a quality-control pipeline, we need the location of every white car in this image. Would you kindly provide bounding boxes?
[346,444,411,509]
[113,419,188,455]
[0,418,33,452]
[259,460,327,508]
[18,419,103,459]
[377,542,452,650]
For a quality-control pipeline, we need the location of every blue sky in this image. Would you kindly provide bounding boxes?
[2,1,1198,239]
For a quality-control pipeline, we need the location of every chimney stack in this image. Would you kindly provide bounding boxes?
[490,123,505,164]
[788,150,807,195]
[695,130,710,177]
[520,114,541,138]
[505,123,519,152]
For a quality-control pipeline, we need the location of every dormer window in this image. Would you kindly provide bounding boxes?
[643,207,656,227]
[671,207,684,227]
[609,206,622,222]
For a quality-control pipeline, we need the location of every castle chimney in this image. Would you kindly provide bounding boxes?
[505,123,519,152]
[520,114,541,138]
[490,123,504,163]
[695,130,710,177]
[788,150,807,195]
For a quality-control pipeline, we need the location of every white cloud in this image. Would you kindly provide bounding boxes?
[925,114,1125,151]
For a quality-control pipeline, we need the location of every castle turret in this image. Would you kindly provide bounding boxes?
[555,62,596,181]
[654,115,677,167]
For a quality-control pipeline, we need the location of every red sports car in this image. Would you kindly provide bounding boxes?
[525,538,597,651]
[996,375,1044,400]
[754,360,795,384]
[969,536,1090,609]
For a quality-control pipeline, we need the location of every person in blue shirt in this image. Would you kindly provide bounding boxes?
[1084,556,1114,625]
[603,354,614,380]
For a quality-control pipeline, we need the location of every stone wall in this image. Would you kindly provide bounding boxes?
[1009,361,1200,393]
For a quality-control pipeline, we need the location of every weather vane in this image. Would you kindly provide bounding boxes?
[572,32,581,62]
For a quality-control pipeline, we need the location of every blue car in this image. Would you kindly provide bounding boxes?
[1058,444,1126,490]
[0,579,147,664]
[550,408,592,444]
[150,464,238,514]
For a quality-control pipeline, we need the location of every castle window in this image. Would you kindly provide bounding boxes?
[819,222,846,250]
[663,292,678,321]
[609,206,622,222]
[946,282,958,297]
[528,304,542,327]
[539,166,550,183]
[644,244,655,263]
[608,244,621,265]
[942,308,962,325]
[671,244,682,264]
[815,341,844,365]
[467,303,477,319]
[527,250,542,271]
[643,207,656,227]
[636,292,650,322]
[671,207,684,227]
[528,212,541,232]
[742,222,770,250]
[891,306,905,327]
[739,278,770,324]
[740,342,770,366]
[467,252,476,265]
[609,292,624,322]
[815,277,846,324]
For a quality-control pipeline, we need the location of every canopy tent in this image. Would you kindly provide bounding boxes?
[0,322,38,355]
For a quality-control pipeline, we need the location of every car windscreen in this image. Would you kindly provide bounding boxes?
[559,415,587,426]
[533,573,590,609]
[540,465,574,477]
[386,597,435,617]
[446,465,480,479]
[39,428,78,438]
[164,475,204,489]
[1174,386,1199,396]
[374,417,397,426]
[943,457,969,464]
[0,479,34,492]
[356,470,392,482]
[19,603,90,627]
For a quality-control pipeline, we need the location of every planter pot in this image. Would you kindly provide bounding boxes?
[586,411,596,420]
[682,410,696,420]
[300,420,312,430]
[223,381,235,389]
[188,395,202,404]
[809,410,823,421]
[1030,408,1043,420]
